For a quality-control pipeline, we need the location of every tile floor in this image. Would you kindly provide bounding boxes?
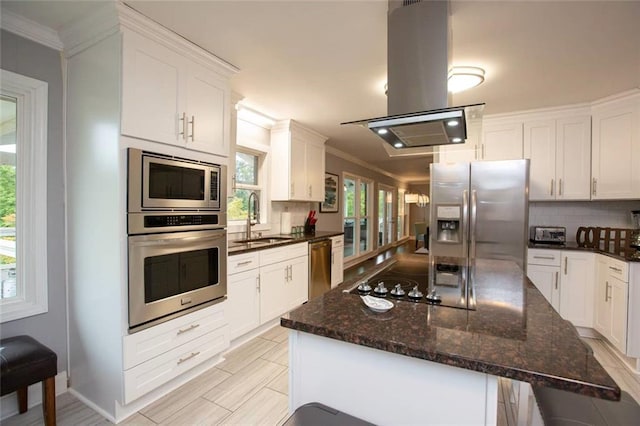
[4,326,640,426]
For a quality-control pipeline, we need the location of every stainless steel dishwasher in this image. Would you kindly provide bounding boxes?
[309,239,332,300]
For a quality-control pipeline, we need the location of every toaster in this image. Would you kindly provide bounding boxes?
[529,226,566,244]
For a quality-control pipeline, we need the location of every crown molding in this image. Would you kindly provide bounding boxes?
[0,9,63,51]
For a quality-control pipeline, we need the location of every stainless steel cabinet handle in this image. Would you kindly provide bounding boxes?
[236,260,253,267]
[555,272,558,290]
[284,267,289,281]
[608,266,622,273]
[256,276,260,292]
[564,257,568,275]
[533,255,555,260]
[605,281,611,302]
[558,179,563,196]
[288,265,293,281]
[177,323,200,335]
[550,179,554,196]
[188,115,195,141]
[179,112,187,140]
[177,351,200,365]
[592,178,597,196]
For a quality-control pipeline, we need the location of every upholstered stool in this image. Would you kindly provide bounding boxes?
[0,335,57,425]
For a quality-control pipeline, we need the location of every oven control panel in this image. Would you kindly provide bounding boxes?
[144,214,220,228]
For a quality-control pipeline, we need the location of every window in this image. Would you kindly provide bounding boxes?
[397,188,407,240]
[343,174,372,260]
[228,149,264,222]
[0,69,48,323]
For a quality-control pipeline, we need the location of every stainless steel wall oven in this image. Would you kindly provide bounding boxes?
[127,149,227,331]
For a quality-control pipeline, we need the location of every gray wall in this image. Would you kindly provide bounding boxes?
[0,30,67,372]
[316,152,407,237]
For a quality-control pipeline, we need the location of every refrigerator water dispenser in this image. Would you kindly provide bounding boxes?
[435,205,462,243]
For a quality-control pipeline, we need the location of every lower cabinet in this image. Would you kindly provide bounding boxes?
[122,302,229,403]
[527,249,595,328]
[594,256,629,353]
[227,243,309,339]
[331,235,344,288]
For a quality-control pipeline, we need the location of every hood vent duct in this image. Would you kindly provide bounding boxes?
[342,0,484,151]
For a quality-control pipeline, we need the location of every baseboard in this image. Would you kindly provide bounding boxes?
[0,371,68,421]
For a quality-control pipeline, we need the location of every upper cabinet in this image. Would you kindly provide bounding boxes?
[271,120,328,202]
[480,121,524,161]
[524,114,591,201]
[121,29,234,157]
[591,90,640,200]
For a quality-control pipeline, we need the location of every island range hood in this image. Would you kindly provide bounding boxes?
[342,0,484,151]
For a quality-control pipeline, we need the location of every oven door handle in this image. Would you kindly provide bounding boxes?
[129,231,226,247]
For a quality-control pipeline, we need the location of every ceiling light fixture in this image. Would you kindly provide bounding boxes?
[448,66,485,94]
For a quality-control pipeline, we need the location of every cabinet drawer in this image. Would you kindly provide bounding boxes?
[260,243,308,266]
[123,303,226,370]
[527,249,562,266]
[228,251,260,275]
[123,325,229,404]
[331,235,344,247]
[605,257,629,282]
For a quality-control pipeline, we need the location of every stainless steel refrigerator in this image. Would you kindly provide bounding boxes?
[428,159,529,310]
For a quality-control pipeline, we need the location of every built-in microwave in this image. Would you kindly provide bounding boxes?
[128,148,226,212]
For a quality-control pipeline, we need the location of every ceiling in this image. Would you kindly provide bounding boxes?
[3,0,640,183]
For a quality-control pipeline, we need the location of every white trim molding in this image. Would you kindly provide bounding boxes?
[0,69,48,323]
[0,9,63,51]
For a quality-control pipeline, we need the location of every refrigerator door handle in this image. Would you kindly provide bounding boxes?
[470,189,478,260]
[462,189,469,257]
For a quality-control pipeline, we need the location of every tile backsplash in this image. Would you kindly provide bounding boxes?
[529,200,640,242]
[270,201,315,234]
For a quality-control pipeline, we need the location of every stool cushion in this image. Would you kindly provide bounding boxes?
[533,386,640,426]
[0,335,57,396]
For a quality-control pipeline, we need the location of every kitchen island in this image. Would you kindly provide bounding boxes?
[281,253,619,425]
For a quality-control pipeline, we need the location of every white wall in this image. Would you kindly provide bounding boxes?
[529,200,640,242]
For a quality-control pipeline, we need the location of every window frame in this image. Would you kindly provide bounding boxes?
[228,146,268,228]
[0,69,48,323]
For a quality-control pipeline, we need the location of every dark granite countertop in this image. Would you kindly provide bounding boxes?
[228,231,343,255]
[528,242,640,262]
[281,253,621,401]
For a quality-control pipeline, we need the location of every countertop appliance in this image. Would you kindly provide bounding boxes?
[428,159,530,309]
[529,226,566,244]
[309,239,332,300]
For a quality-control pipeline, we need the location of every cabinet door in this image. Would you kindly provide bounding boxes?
[331,247,344,288]
[524,120,556,201]
[287,255,309,309]
[438,120,480,164]
[306,142,325,201]
[559,252,595,328]
[227,269,260,340]
[289,135,308,200]
[527,264,560,312]
[481,122,523,160]
[185,62,229,156]
[122,31,183,145]
[259,260,289,323]
[592,99,640,199]
[609,276,628,353]
[556,116,591,200]
[594,256,611,336]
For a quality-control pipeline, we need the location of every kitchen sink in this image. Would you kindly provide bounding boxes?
[232,236,294,245]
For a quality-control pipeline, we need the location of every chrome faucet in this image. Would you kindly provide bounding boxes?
[246,191,259,240]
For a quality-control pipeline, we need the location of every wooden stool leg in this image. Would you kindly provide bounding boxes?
[17,387,28,413]
[42,376,56,426]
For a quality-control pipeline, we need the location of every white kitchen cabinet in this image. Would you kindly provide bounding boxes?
[559,251,595,328]
[259,260,291,324]
[331,235,345,288]
[287,254,310,308]
[591,90,640,199]
[122,302,228,403]
[480,121,523,161]
[227,252,260,340]
[594,255,629,353]
[437,121,481,163]
[271,120,328,201]
[524,116,591,201]
[527,249,561,311]
[527,249,594,328]
[121,30,232,157]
